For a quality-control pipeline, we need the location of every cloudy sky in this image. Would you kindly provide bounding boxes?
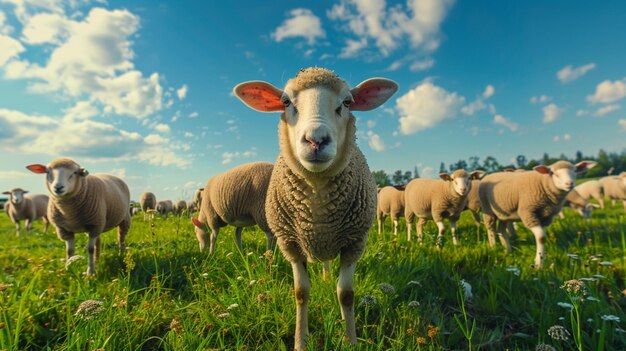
[1,0,625,201]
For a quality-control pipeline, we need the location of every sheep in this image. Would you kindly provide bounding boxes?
[186,200,196,217]
[193,188,204,208]
[234,67,398,349]
[404,170,485,246]
[479,160,596,268]
[600,172,626,211]
[2,188,49,236]
[174,200,187,216]
[559,189,598,219]
[26,158,131,276]
[139,192,157,220]
[572,180,605,209]
[191,162,275,255]
[376,185,405,237]
[156,200,173,218]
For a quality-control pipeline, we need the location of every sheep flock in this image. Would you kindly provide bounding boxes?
[2,67,626,349]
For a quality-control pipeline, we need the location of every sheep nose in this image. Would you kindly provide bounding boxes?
[54,185,64,194]
[304,134,330,151]
[459,187,466,194]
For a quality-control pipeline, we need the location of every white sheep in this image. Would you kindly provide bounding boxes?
[186,200,196,218]
[559,189,598,219]
[600,172,626,211]
[572,180,604,209]
[139,192,157,220]
[479,160,596,268]
[174,200,187,216]
[404,170,485,246]
[234,67,398,349]
[156,200,173,218]
[376,185,405,237]
[2,188,49,236]
[191,162,275,255]
[27,158,131,276]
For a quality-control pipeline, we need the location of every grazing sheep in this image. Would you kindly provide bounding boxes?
[559,189,598,219]
[572,180,605,209]
[156,200,173,218]
[193,188,204,209]
[479,160,596,268]
[186,200,196,217]
[2,188,49,236]
[174,200,187,216]
[234,67,398,349]
[404,170,485,245]
[139,192,157,220]
[26,158,131,276]
[191,162,275,255]
[376,185,405,237]
[130,206,141,216]
[600,173,626,211]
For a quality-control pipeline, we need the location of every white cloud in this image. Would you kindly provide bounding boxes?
[63,101,99,121]
[576,109,589,117]
[0,11,12,35]
[0,34,25,66]
[328,0,454,58]
[619,119,626,131]
[461,84,494,116]
[593,104,621,117]
[563,133,571,141]
[553,135,560,142]
[587,78,626,104]
[366,130,385,151]
[553,133,571,143]
[396,81,465,134]
[221,147,257,165]
[176,84,188,100]
[557,63,596,83]
[530,95,552,104]
[366,119,376,128]
[493,114,518,132]
[21,12,69,44]
[189,112,199,118]
[153,123,171,133]
[410,58,435,72]
[542,103,562,124]
[271,8,325,45]
[482,85,495,98]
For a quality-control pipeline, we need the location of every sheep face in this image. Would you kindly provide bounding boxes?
[534,160,597,192]
[3,188,28,205]
[234,68,398,173]
[440,172,471,196]
[26,160,89,198]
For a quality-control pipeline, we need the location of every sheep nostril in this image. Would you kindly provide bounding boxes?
[54,185,64,193]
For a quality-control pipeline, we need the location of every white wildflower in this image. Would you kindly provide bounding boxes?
[459,279,473,300]
[379,283,396,295]
[227,303,239,310]
[557,302,574,311]
[75,300,105,320]
[601,315,620,322]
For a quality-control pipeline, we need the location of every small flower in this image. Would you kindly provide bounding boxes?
[601,315,620,322]
[359,295,377,306]
[459,279,473,300]
[547,325,570,341]
[0,283,14,291]
[587,318,594,323]
[75,300,105,320]
[506,265,521,276]
[247,251,253,256]
[226,252,233,257]
[65,255,85,270]
[408,301,420,308]
[586,296,600,302]
[256,292,272,303]
[599,261,613,266]
[427,325,440,339]
[249,280,256,286]
[169,318,183,333]
[217,312,230,318]
[567,253,579,260]
[379,283,396,295]
[561,279,587,297]
[416,336,427,344]
[227,303,239,310]
[557,302,574,311]
[236,276,243,280]
[535,344,556,351]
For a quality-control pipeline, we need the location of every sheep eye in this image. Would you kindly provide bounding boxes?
[343,98,351,108]
[282,97,291,107]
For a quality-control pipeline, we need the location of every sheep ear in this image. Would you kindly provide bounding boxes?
[79,168,89,176]
[23,190,29,194]
[533,165,551,175]
[233,81,285,112]
[2,191,9,195]
[575,161,596,173]
[26,164,47,174]
[471,170,486,180]
[191,217,203,229]
[350,78,399,111]
[439,173,453,181]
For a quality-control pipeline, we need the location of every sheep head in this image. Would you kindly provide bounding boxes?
[234,68,398,174]
[533,160,597,192]
[2,188,28,205]
[439,170,484,196]
[26,158,89,198]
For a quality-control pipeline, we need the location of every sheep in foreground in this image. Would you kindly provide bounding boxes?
[573,180,604,209]
[174,200,187,216]
[2,188,49,236]
[234,67,398,349]
[404,170,485,246]
[376,185,405,237]
[191,162,274,254]
[156,200,173,218]
[559,189,598,219]
[600,173,626,211]
[139,192,157,220]
[27,158,131,276]
[479,160,596,268]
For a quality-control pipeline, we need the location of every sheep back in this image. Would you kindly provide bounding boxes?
[404,178,466,221]
[139,192,157,212]
[377,186,405,220]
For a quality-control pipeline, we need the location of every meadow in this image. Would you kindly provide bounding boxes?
[0,204,625,350]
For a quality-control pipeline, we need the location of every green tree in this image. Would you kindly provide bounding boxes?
[371,170,391,187]
[516,155,527,169]
[482,156,500,173]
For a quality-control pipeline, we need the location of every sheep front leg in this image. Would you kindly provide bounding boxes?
[63,233,76,260]
[377,215,382,236]
[450,220,459,245]
[435,220,445,248]
[405,211,414,241]
[322,261,330,279]
[86,235,98,276]
[482,214,497,247]
[14,221,21,236]
[292,261,310,351]
[25,218,33,231]
[337,258,357,345]
[529,225,546,269]
[496,221,512,253]
[234,227,243,251]
[393,219,399,237]
[209,226,219,256]
[264,231,276,251]
[416,217,427,243]
[118,217,130,255]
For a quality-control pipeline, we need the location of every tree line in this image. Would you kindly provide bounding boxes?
[372,149,626,187]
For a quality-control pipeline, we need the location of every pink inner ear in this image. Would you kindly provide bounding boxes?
[350,79,398,111]
[26,164,47,174]
[533,165,551,174]
[191,217,203,228]
[235,82,284,112]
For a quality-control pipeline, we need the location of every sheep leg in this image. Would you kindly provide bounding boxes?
[558,211,565,219]
[622,200,626,212]
[25,218,33,231]
[377,215,382,236]
[234,227,243,251]
[94,236,102,261]
[416,217,426,243]
[63,233,76,260]
[118,217,130,255]
[450,220,459,245]
[528,225,546,269]
[405,212,414,242]
[598,197,605,209]
[482,214,497,247]
[337,257,357,345]
[42,218,49,234]
[393,219,398,237]
[435,220,445,248]
[507,222,518,239]
[209,226,219,256]
[322,261,330,279]
[496,221,512,253]
[264,231,276,251]
[292,261,310,351]
[86,235,98,276]
[612,199,616,206]
[14,220,21,236]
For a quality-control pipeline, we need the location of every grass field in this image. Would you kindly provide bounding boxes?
[0,204,625,350]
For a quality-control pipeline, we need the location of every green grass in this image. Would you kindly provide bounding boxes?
[0,205,625,350]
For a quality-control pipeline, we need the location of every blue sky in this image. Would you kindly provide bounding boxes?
[1,0,625,202]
